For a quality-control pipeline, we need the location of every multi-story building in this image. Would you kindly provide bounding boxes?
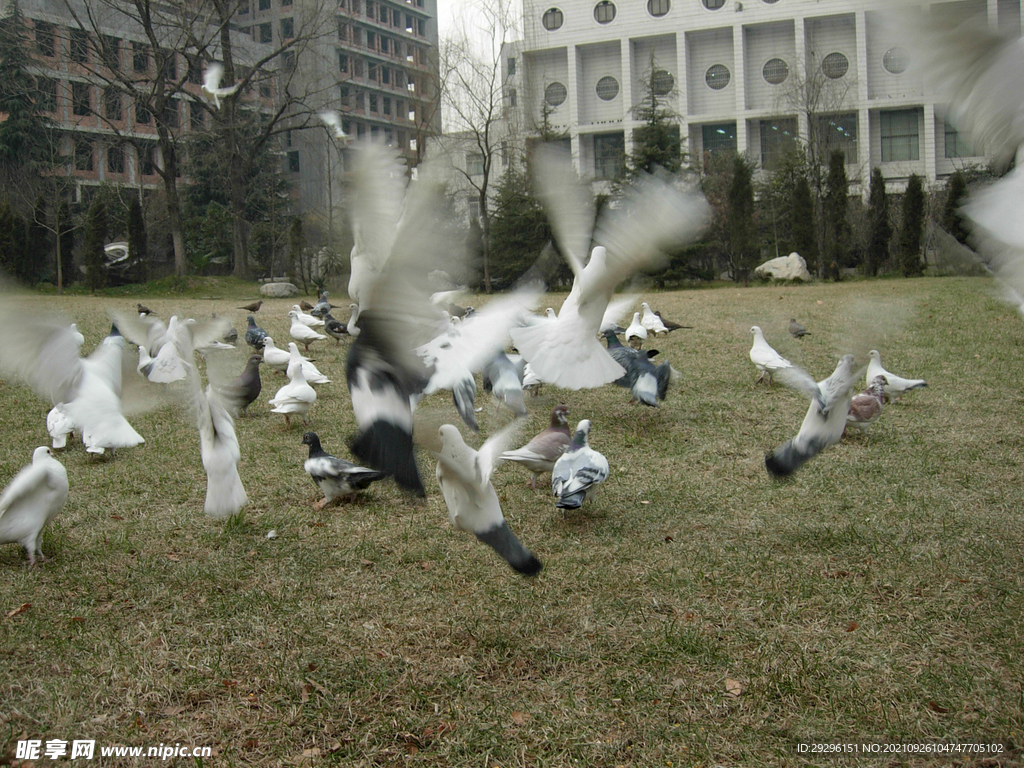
[512,0,1022,186]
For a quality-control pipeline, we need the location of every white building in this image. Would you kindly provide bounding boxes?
[512,0,1022,185]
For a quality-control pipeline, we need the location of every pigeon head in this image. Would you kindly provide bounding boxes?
[545,308,556,318]
[868,375,887,396]
[247,354,263,366]
[262,336,275,349]
[571,419,592,447]
[34,446,56,462]
[868,349,881,361]
[247,315,258,327]
[301,432,320,449]
[551,404,569,427]
[750,325,762,336]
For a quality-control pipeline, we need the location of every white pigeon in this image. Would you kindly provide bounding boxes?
[750,325,805,390]
[345,303,361,339]
[599,295,636,333]
[288,310,327,353]
[866,350,927,401]
[46,404,76,449]
[434,422,542,575]
[269,343,317,426]
[551,419,610,509]
[765,354,862,478]
[0,446,68,566]
[640,303,669,334]
[68,323,85,346]
[625,312,647,349]
[509,148,709,389]
[291,305,325,327]
[201,62,241,109]
[317,109,350,142]
[262,337,329,383]
[287,341,330,385]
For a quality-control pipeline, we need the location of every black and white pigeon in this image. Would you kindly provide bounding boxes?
[509,148,709,389]
[244,315,268,349]
[846,375,887,433]
[219,353,263,416]
[765,354,861,478]
[789,318,810,338]
[499,404,572,489]
[866,350,927,401]
[481,351,527,417]
[434,422,542,576]
[301,432,384,508]
[323,312,348,343]
[0,446,69,566]
[603,330,670,407]
[552,419,610,509]
[137,303,153,316]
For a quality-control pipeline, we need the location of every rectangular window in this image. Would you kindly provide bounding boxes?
[338,19,348,40]
[103,86,122,121]
[35,21,55,57]
[190,99,204,130]
[187,59,202,85]
[369,93,378,112]
[405,13,413,32]
[282,0,293,6]
[417,19,424,35]
[36,77,57,112]
[466,153,484,176]
[593,133,624,180]
[366,31,376,49]
[259,23,272,43]
[507,56,516,75]
[140,144,155,175]
[281,17,294,38]
[701,122,737,160]
[239,1,249,13]
[508,86,516,107]
[353,59,363,77]
[72,82,91,116]
[368,64,377,81]
[136,102,151,124]
[880,109,920,162]
[815,113,857,165]
[74,138,93,171]
[107,144,125,174]
[159,50,177,80]
[69,29,90,63]
[356,91,365,110]
[287,150,300,173]
[101,35,120,71]
[339,51,349,72]
[380,37,389,54]
[163,99,178,128]
[759,117,798,171]
[132,42,149,74]
[383,96,391,115]
[382,66,390,85]
[944,121,974,158]
[259,0,270,9]
[340,84,351,106]
[380,4,388,21]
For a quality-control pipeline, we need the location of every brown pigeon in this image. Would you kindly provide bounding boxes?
[499,404,572,489]
[238,300,263,313]
[846,375,887,433]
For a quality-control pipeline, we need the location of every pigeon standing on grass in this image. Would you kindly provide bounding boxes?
[654,310,690,331]
[765,354,861,478]
[846,375,887,433]
[552,419,610,509]
[289,310,327,353]
[625,312,647,349]
[750,325,805,387]
[0,447,69,566]
[499,404,571,489]
[219,353,263,416]
[291,305,326,327]
[245,315,268,349]
[789,318,810,338]
[434,423,542,576]
[640,303,669,335]
[311,291,334,318]
[323,313,349,343]
[866,350,927,401]
[269,344,317,426]
[301,432,384,507]
[239,300,263,313]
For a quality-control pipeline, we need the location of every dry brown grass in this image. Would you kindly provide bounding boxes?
[0,277,1022,767]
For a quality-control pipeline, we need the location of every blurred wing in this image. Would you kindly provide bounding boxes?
[0,305,83,405]
[476,419,525,486]
[349,142,409,274]
[203,62,224,92]
[532,145,593,277]
[600,294,637,332]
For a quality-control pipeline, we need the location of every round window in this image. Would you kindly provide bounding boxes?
[882,47,910,75]
[702,0,725,9]
[647,0,670,16]
[762,58,789,85]
[593,0,616,23]
[705,64,730,90]
[821,52,849,79]
[651,69,674,95]
[596,75,619,100]
[544,81,567,106]
[542,7,563,30]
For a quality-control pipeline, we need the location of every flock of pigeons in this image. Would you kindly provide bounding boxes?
[4,0,1024,573]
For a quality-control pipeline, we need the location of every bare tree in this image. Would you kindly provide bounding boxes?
[436,0,520,292]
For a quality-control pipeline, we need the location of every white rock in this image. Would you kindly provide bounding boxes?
[260,282,300,298]
[754,252,812,282]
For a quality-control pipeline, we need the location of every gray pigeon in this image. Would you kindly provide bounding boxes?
[789,318,810,338]
[603,330,670,406]
[302,432,384,507]
[311,291,334,318]
[220,353,263,415]
[552,419,610,509]
[244,315,268,349]
[482,351,527,417]
[765,354,861,477]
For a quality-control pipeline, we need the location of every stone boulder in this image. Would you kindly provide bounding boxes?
[755,252,812,282]
[260,282,300,298]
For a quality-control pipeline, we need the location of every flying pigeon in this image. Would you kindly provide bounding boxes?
[269,343,317,426]
[499,404,571,489]
[789,318,810,338]
[846,375,887,433]
[640,303,669,334]
[318,109,350,142]
[0,446,68,566]
[244,315,268,349]
[625,312,648,349]
[218,353,263,416]
[301,432,384,507]
[509,149,709,390]
[482,351,527,417]
[866,350,927,401]
[603,330,670,407]
[238,300,263,313]
[68,324,85,346]
[765,354,861,478]
[288,310,327,353]
[202,62,241,109]
[291,305,326,327]
[434,422,542,576]
[552,419,610,509]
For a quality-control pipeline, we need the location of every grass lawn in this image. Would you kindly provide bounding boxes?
[0,277,1022,767]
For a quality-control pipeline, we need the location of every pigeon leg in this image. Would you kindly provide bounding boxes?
[313,497,329,511]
